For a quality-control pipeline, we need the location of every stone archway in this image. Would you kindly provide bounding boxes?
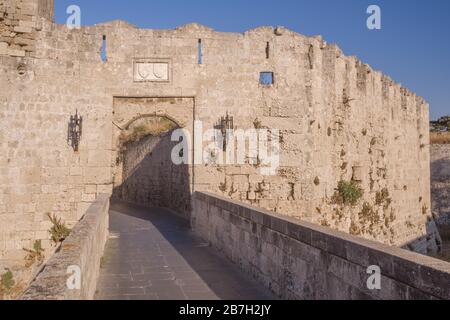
[112,97,195,217]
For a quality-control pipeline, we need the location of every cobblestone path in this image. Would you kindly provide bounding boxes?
[95,202,275,300]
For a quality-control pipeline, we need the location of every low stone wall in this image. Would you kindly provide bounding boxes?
[21,194,110,300]
[192,192,450,300]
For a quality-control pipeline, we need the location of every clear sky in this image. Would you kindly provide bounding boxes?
[54,0,450,120]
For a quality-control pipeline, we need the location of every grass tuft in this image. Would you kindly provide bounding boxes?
[47,213,71,244]
[333,180,363,206]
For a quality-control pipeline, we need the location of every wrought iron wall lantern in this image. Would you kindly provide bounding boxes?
[214,112,234,151]
[68,110,83,152]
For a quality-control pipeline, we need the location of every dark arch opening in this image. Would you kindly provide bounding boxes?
[113,115,191,217]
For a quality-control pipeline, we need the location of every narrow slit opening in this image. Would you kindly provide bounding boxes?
[101,35,107,62]
[266,42,270,59]
[198,39,203,65]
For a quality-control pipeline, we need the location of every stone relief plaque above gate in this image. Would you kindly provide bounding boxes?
[133,58,171,82]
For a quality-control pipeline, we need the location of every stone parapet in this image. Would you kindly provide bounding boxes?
[21,194,109,300]
[192,191,450,300]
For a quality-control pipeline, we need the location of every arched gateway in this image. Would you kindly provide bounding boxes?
[112,97,195,217]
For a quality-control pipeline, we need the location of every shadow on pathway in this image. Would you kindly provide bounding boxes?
[95,201,275,300]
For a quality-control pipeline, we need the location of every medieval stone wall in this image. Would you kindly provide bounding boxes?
[0,0,440,286]
[0,0,53,57]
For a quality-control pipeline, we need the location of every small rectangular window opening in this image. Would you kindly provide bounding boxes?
[198,39,203,64]
[266,42,270,59]
[101,35,107,62]
[260,72,274,85]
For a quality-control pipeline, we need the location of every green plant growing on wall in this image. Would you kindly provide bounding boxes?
[0,270,15,291]
[332,180,363,206]
[23,240,45,268]
[47,213,71,244]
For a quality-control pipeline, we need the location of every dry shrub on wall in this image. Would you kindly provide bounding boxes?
[47,213,71,244]
[119,117,178,147]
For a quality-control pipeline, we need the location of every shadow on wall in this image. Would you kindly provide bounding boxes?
[112,130,191,218]
[431,158,450,183]
[401,218,443,255]
[431,157,450,243]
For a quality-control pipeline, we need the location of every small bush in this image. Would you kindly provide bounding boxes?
[23,240,45,268]
[0,270,15,291]
[333,180,363,206]
[47,213,71,244]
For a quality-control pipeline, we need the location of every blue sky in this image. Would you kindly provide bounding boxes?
[54,0,450,120]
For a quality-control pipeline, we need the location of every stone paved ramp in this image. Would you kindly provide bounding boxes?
[95,202,275,300]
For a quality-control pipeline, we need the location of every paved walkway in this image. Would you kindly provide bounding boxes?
[95,202,275,300]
